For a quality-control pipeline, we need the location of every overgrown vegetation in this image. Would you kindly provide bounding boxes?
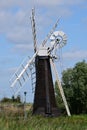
[0,61,87,129]
[1,95,21,103]
[0,113,87,130]
[0,102,87,130]
[55,60,87,114]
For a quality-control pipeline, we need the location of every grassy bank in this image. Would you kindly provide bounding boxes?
[0,114,87,130]
[0,103,87,130]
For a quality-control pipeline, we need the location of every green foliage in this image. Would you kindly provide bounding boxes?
[15,95,21,103]
[1,95,21,103]
[61,60,87,114]
[55,81,65,114]
[1,97,12,103]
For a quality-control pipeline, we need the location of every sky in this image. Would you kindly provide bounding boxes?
[0,0,87,102]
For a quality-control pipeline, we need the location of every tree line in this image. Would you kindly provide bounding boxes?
[55,60,87,115]
[0,95,21,103]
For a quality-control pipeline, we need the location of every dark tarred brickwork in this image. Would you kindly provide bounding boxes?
[33,56,60,116]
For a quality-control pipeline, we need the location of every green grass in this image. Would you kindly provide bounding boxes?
[0,114,87,130]
[0,103,87,130]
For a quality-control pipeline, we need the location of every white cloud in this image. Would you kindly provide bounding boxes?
[0,0,86,9]
[82,17,87,30]
[0,9,32,44]
[0,11,13,33]
[13,44,33,54]
[63,50,87,60]
[0,9,30,32]
[0,0,32,9]
[35,0,86,7]
[0,0,86,51]
[7,27,31,44]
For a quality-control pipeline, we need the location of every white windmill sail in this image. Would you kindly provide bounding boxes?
[10,52,37,96]
[50,59,71,116]
[41,19,60,47]
[49,31,71,116]
[31,8,37,52]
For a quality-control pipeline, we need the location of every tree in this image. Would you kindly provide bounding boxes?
[55,81,65,114]
[55,60,87,114]
[1,95,21,103]
[12,95,21,103]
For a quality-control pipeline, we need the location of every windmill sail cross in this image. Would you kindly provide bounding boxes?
[42,19,59,47]
[10,9,71,116]
[31,8,37,52]
[10,52,37,90]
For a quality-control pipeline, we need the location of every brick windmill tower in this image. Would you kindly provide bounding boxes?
[10,9,71,116]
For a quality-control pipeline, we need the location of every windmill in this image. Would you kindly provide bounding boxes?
[10,9,71,116]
